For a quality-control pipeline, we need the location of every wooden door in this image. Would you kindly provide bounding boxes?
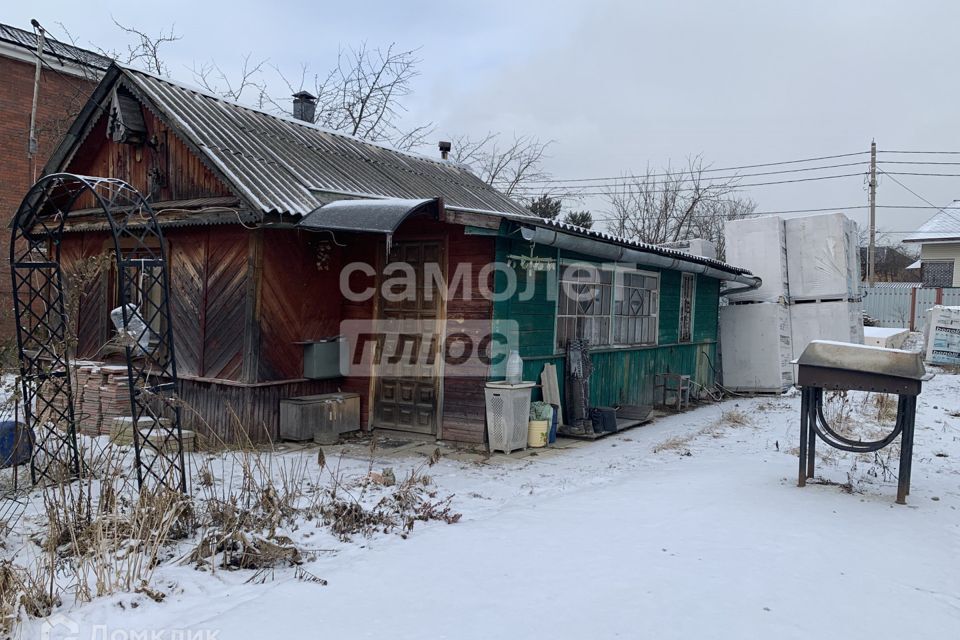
[373,240,444,434]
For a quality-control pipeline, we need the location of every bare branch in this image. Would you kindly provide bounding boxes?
[448,133,553,197]
[190,54,268,102]
[602,156,755,258]
[97,19,181,76]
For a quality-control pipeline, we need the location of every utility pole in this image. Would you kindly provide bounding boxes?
[867,140,877,286]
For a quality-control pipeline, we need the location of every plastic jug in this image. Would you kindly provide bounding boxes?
[505,350,523,384]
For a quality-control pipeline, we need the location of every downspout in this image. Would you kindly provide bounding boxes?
[519,226,762,292]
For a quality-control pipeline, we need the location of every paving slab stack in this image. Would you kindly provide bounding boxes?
[720,213,863,392]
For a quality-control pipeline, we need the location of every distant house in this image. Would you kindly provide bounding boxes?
[0,22,110,333]
[30,63,759,445]
[903,203,960,286]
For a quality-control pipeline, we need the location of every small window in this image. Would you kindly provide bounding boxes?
[921,260,953,288]
[679,273,695,343]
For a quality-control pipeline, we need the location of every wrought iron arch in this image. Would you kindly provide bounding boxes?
[10,173,186,493]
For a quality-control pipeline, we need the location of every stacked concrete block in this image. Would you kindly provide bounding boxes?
[784,213,864,357]
[720,213,864,393]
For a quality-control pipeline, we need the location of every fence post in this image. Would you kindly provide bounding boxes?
[936,287,944,306]
[910,287,917,331]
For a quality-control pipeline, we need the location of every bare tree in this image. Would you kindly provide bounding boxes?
[191,53,269,103]
[604,157,755,256]
[96,19,181,76]
[266,43,434,150]
[691,197,757,260]
[449,133,552,198]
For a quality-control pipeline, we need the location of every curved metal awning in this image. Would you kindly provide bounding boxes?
[297,197,439,234]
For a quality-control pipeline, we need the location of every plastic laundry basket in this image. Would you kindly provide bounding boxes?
[484,382,534,454]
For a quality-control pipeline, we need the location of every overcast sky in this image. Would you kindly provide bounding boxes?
[12,1,960,241]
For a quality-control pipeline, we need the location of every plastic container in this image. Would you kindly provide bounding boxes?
[0,421,32,469]
[484,382,534,453]
[505,350,523,385]
[527,420,549,447]
[590,407,617,433]
[548,403,559,444]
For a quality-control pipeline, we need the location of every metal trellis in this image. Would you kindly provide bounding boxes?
[10,173,186,493]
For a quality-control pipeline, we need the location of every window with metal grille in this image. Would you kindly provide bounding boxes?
[556,264,659,350]
[613,271,659,346]
[556,263,612,350]
[679,273,695,343]
[921,260,954,288]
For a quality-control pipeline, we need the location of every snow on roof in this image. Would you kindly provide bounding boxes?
[903,201,960,242]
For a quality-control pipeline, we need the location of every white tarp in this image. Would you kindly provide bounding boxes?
[789,300,864,358]
[784,213,860,301]
[720,302,793,392]
[723,216,789,303]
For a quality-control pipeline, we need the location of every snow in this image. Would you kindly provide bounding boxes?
[865,327,911,339]
[14,374,960,639]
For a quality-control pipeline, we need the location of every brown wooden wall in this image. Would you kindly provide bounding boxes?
[178,377,340,444]
[58,231,111,358]
[168,227,249,380]
[65,106,232,205]
[257,229,344,381]
[440,227,495,444]
[60,226,249,384]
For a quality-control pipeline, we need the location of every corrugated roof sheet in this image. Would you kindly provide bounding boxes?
[903,201,960,242]
[0,22,111,70]
[118,66,533,218]
[495,211,753,276]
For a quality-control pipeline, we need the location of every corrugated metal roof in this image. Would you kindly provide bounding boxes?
[117,66,533,219]
[0,22,112,70]
[494,211,753,276]
[903,202,960,242]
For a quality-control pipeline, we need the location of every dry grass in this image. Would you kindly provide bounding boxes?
[653,406,755,455]
[0,403,461,634]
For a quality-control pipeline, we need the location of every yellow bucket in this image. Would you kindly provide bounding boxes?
[527,420,550,448]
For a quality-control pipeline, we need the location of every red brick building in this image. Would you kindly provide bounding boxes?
[0,23,109,337]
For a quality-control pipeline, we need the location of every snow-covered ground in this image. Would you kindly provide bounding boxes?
[14,373,960,640]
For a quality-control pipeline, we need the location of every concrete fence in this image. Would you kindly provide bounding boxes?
[861,284,960,330]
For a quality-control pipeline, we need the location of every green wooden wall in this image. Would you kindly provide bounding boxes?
[490,233,721,407]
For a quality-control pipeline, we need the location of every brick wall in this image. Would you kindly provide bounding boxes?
[0,54,99,338]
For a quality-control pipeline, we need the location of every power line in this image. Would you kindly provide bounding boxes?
[875,167,960,229]
[518,156,869,186]
[516,165,960,196]
[880,171,960,178]
[514,161,870,192]
[512,171,868,197]
[878,150,960,155]
[878,160,960,166]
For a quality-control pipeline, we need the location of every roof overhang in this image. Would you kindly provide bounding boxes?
[298,197,440,234]
[902,236,960,244]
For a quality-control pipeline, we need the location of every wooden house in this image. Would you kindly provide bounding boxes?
[39,64,759,445]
